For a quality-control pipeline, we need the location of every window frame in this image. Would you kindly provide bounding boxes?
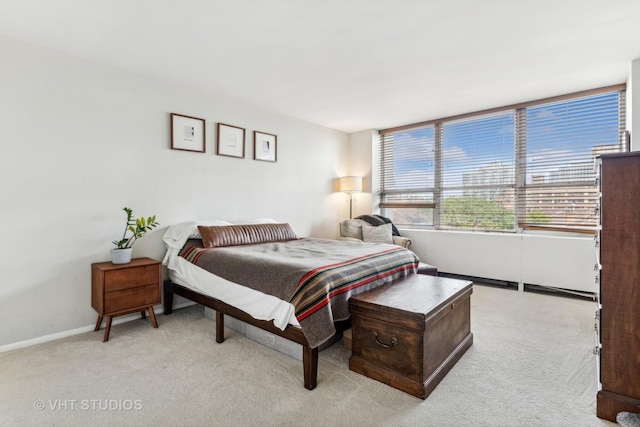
[378,84,627,234]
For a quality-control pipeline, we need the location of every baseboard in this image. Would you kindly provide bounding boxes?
[438,273,596,300]
[438,272,519,290]
[523,283,596,301]
[0,301,196,354]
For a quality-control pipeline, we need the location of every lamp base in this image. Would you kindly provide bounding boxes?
[349,195,354,219]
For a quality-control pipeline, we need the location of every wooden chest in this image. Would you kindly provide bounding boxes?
[349,274,473,399]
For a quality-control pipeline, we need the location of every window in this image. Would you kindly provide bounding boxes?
[440,112,515,231]
[379,126,436,225]
[379,85,626,233]
[517,91,625,231]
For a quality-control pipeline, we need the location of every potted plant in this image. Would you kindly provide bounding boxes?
[111,207,159,264]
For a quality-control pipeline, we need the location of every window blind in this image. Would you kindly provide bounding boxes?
[440,112,515,231]
[517,90,626,231]
[379,126,436,225]
[378,85,626,233]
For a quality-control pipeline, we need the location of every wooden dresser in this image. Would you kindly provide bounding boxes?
[349,274,473,399]
[91,257,161,342]
[596,153,640,420]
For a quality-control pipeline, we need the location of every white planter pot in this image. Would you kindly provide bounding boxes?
[111,248,133,264]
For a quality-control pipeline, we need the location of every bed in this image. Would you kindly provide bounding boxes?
[162,220,420,389]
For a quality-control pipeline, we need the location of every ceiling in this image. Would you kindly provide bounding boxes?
[1,0,640,133]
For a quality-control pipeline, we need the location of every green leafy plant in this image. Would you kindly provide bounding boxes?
[112,207,159,249]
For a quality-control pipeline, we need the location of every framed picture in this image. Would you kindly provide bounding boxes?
[217,123,246,158]
[170,113,205,153]
[254,131,277,162]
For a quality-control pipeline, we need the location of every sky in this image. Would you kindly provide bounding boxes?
[386,91,622,192]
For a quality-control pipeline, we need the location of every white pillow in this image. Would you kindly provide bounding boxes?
[340,219,364,240]
[162,220,232,249]
[162,220,232,265]
[231,218,279,225]
[362,223,393,244]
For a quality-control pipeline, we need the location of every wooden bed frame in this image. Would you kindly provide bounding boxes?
[163,280,349,390]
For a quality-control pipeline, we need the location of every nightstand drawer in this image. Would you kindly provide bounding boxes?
[104,265,159,292]
[104,283,160,313]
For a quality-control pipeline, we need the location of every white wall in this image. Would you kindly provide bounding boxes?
[0,35,349,348]
[400,229,596,292]
[342,130,375,220]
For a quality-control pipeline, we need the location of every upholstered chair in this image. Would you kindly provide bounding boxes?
[338,219,437,276]
[339,219,412,248]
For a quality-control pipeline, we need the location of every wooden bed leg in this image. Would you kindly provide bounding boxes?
[165,281,323,391]
[163,280,174,315]
[303,346,319,390]
[215,310,225,343]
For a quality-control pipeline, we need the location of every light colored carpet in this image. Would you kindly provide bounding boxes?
[618,412,640,427]
[0,284,619,427]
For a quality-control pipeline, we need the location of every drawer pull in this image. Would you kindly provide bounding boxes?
[372,332,397,348]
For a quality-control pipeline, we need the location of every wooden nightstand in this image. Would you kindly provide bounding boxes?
[91,257,162,342]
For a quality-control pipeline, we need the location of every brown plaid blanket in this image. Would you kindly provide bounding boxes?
[180,238,419,347]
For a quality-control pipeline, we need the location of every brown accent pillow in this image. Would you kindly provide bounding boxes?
[198,223,298,248]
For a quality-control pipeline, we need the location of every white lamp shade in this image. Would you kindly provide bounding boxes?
[339,176,362,194]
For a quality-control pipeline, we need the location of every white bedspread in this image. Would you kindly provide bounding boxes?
[162,220,299,330]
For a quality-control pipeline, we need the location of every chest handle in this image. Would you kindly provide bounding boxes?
[372,332,397,348]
